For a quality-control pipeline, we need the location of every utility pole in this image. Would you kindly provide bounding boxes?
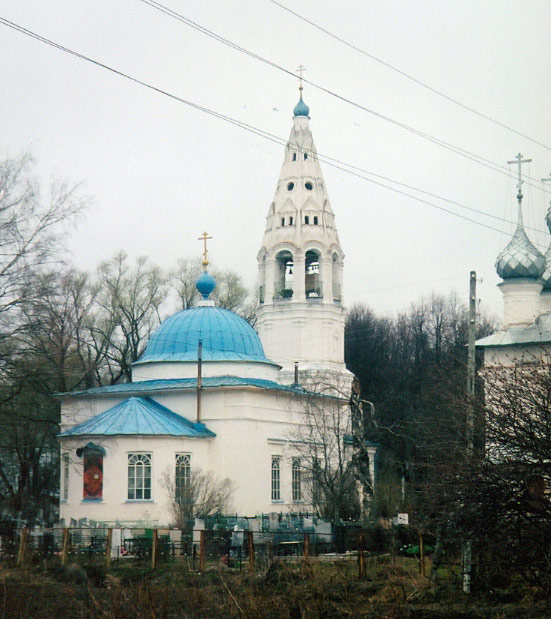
[462,270,476,594]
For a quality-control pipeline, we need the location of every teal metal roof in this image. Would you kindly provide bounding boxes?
[293,96,310,117]
[135,307,275,365]
[59,396,215,438]
[59,376,309,398]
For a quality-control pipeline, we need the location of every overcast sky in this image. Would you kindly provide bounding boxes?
[2,0,550,322]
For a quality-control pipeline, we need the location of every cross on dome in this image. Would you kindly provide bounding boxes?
[198,231,212,270]
[507,152,532,201]
[196,231,216,302]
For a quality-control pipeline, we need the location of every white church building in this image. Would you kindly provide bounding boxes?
[477,154,551,366]
[58,90,370,527]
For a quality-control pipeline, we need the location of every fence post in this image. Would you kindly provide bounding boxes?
[106,528,113,567]
[61,528,70,567]
[247,530,255,573]
[419,532,425,577]
[151,529,158,570]
[303,533,309,563]
[358,534,365,579]
[199,529,205,572]
[17,527,28,567]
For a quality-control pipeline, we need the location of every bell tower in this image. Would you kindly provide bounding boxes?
[256,88,350,387]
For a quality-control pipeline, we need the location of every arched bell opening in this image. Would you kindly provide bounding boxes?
[275,250,294,299]
[259,254,266,304]
[332,252,342,301]
[305,250,322,298]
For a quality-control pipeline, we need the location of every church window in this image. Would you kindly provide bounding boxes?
[83,447,103,501]
[292,153,297,161]
[128,453,152,500]
[289,216,293,225]
[312,458,322,507]
[292,458,302,501]
[287,182,294,191]
[304,153,308,160]
[175,453,191,503]
[313,216,318,225]
[304,216,309,224]
[271,456,281,501]
[305,182,313,191]
[62,453,69,501]
[281,217,285,227]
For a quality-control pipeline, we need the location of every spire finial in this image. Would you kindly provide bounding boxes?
[297,64,306,95]
[508,152,532,202]
[197,231,212,271]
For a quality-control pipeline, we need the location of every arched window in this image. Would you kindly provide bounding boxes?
[304,153,308,160]
[259,254,266,304]
[78,442,106,501]
[281,217,285,227]
[304,215,309,225]
[292,458,302,501]
[292,153,297,161]
[271,456,281,501]
[289,216,293,225]
[332,253,342,301]
[128,453,152,500]
[275,250,294,299]
[175,453,191,503]
[313,216,318,225]
[305,250,322,298]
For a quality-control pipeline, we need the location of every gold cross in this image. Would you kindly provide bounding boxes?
[198,231,212,269]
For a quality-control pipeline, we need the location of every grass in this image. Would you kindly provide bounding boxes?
[0,556,548,618]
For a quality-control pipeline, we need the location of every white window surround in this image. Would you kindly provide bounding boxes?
[175,453,191,501]
[127,453,152,501]
[271,456,281,502]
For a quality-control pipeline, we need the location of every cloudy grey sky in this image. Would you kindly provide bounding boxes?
[1,0,550,321]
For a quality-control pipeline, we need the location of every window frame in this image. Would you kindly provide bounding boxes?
[271,456,281,502]
[175,453,191,503]
[292,458,302,502]
[62,453,69,502]
[127,453,152,501]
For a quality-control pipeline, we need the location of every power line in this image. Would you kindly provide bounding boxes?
[138,0,550,194]
[268,0,551,153]
[0,16,542,237]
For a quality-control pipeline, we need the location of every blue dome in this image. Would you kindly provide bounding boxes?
[293,97,310,117]
[136,307,271,364]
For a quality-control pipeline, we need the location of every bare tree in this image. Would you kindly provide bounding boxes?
[170,258,256,323]
[290,375,361,523]
[93,252,167,383]
[162,468,234,528]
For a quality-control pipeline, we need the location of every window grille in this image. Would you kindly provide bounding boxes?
[175,453,191,502]
[292,458,302,501]
[128,453,152,500]
[62,453,69,501]
[271,456,281,501]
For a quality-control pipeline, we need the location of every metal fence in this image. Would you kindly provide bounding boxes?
[3,524,395,576]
